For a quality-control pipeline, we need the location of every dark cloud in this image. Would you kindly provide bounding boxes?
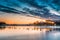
[0,0,60,19]
[0,5,22,14]
[18,0,46,9]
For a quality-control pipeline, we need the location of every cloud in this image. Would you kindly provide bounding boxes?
[0,0,60,20]
[50,10,60,16]
[0,5,21,13]
[0,12,41,24]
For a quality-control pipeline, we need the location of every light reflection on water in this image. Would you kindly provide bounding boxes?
[0,26,60,40]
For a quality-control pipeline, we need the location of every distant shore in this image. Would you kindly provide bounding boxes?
[0,24,60,26]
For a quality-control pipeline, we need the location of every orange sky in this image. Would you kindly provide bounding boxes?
[0,13,41,24]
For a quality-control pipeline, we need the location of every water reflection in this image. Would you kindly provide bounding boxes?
[0,26,60,40]
[0,26,6,29]
[46,31,60,40]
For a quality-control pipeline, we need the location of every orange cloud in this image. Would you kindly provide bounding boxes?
[0,13,41,24]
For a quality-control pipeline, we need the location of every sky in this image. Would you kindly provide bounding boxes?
[0,0,60,24]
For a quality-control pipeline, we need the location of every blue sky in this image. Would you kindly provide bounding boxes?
[0,0,60,22]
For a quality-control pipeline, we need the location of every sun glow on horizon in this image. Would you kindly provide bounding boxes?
[0,13,42,24]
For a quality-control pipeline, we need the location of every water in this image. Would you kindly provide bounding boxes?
[0,26,60,40]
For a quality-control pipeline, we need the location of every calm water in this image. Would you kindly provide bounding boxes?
[0,26,60,40]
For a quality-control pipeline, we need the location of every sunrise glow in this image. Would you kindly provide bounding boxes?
[0,13,42,24]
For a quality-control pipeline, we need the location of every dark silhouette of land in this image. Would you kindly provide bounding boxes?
[55,21,60,26]
[0,20,60,26]
[33,20,56,26]
[0,22,6,25]
[0,22,6,29]
[0,22,60,31]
